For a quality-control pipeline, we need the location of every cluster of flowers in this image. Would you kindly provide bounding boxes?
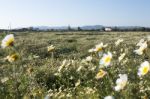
[134,39,150,77]
[1,33,56,60]
[87,38,150,98]
[134,39,147,55]
[47,45,55,52]
[1,34,150,98]
[0,34,19,84]
[1,34,18,62]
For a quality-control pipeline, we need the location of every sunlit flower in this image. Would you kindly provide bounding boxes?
[47,45,55,52]
[1,34,14,48]
[115,39,123,46]
[85,56,92,62]
[5,53,19,62]
[138,61,150,77]
[95,69,107,79]
[100,52,112,67]
[118,53,126,62]
[95,42,107,52]
[114,74,128,91]
[104,96,114,99]
[134,47,146,55]
[134,41,147,55]
[134,48,144,55]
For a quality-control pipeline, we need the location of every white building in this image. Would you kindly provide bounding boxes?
[105,27,112,32]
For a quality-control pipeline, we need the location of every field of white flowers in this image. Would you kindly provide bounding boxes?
[0,31,150,99]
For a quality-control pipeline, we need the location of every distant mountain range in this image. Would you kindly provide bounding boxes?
[31,25,104,30]
[11,25,150,31]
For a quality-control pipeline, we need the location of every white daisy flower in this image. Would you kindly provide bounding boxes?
[95,42,107,52]
[134,41,147,55]
[114,74,128,91]
[1,34,14,48]
[100,52,112,67]
[138,61,150,77]
[134,48,144,55]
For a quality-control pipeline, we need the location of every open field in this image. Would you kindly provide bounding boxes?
[1,31,150,99]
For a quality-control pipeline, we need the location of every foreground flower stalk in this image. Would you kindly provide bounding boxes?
[47,45,55,66]
[1,34,21,98]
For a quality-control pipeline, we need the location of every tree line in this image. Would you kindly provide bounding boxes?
[1,26,150,32]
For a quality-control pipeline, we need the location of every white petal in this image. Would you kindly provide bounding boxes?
[114,85,121,91]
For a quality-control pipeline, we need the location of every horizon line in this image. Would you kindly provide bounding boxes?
[1,25,150,30]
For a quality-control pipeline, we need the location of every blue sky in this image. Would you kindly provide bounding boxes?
[0,0,149,29]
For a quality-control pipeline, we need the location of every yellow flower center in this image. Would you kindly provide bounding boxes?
[97,47,102,51]
[142,66,149,75]
[6,38,14,46]
[11,54,18,60]
[104,56,111,63]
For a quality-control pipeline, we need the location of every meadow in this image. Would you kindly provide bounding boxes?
[0,31,150,99]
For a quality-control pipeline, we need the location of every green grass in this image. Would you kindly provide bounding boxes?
[0,31,150,99]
